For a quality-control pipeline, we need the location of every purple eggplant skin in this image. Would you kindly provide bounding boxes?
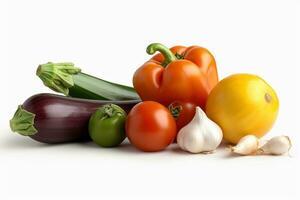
[11,93,140,144]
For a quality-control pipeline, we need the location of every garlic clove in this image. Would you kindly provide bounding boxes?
[231,135,259,155]
[257,135,291,155]
[176,110,204,153]
[183,127,204,153]
[177,130,186,151]
[195,107,223,152]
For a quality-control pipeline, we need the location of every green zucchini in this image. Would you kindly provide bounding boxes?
[37,62,140,100]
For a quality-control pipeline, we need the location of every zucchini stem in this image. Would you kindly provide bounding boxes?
[37,62,81,95]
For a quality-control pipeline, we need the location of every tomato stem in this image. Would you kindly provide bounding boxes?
[104,106,114,118]
[168,104,183,119]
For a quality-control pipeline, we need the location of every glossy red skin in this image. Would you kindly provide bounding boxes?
[23,93,140,143]
[133,45,219,109]
[125,101,176,152]
[169,101,196,132]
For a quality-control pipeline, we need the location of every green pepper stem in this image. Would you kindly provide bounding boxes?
[10,105,37,136]
[146,43,177,67]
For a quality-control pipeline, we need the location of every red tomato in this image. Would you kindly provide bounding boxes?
[125,101,176,152]
[169,101,196,132]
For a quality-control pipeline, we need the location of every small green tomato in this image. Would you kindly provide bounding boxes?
[88,104,126,147]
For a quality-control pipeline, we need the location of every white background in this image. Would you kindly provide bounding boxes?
[1,0,299,199]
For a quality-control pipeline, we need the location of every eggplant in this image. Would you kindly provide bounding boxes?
[10,93,140,143]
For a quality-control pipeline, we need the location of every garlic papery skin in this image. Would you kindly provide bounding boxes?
[257,136,291,155]
[177,107,223,153]
[231,135,259,155]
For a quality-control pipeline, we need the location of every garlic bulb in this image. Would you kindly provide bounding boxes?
[257,135,291,155]
[230,135,259,155]
[177,107,223,153]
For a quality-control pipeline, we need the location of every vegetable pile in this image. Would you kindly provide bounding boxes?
[10,42,292,156]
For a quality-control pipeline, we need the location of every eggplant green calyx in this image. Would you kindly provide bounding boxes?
[36,62,81,95]
[10,105,37,136]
